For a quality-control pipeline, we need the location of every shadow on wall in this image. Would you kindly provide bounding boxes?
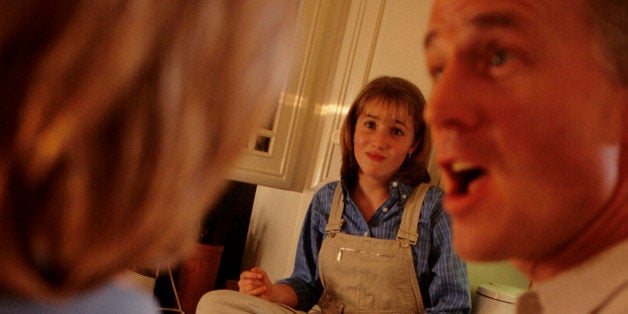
[154,181,258,310]
[240,214,268,272]
[199,180,258,288]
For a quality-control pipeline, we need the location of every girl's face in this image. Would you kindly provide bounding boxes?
[353,99,417,183]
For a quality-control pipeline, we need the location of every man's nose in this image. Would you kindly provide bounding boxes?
[424,60,480,133]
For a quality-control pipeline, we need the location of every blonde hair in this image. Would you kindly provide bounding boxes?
[0,0,297,298]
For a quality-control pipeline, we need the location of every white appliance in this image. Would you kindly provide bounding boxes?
[473,282,526,314]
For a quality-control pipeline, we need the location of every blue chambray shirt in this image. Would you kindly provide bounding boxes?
[277,179,471,313]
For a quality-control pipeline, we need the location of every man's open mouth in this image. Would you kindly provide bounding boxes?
[448,161,485,195]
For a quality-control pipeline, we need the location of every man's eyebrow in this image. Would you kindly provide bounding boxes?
[424,11,522,50]
[471,11,521,29]
[424,30,437,50]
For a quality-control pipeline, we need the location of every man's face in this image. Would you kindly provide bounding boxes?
[424,0,626,262]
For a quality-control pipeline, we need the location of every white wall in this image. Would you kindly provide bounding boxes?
[241,186,315,280]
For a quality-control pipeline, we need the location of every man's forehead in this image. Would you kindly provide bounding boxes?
[425,0,540,50]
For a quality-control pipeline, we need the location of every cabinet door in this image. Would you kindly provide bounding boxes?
[227,0,348,191]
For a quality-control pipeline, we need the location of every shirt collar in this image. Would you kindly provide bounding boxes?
[520,240,628,313]
[340,178,416,200]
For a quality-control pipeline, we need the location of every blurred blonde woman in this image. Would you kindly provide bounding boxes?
[0,0,298,312]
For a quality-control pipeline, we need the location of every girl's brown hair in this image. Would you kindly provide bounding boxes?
[340,76,431,187]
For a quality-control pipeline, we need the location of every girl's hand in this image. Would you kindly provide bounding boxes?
[238,267,273,300]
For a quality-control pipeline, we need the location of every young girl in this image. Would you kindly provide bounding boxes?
[201,76,471,313]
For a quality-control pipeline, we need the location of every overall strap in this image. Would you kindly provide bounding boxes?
[396,183,429,245]
[324,182,345,236]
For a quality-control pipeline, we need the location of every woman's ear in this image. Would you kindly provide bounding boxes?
[410,137,422,153]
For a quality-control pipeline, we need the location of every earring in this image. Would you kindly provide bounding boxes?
[407,152,412,159]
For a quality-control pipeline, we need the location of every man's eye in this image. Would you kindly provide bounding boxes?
[365,121,375,128]
[490,50,509,67]
[429,66,444,81]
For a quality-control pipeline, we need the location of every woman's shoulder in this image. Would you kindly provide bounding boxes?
[421,184,446,216]
[313,181,341,198]
[0,282,158,314]
[405,182,443,200]
[308,181,341,214]
[426,184,444,200]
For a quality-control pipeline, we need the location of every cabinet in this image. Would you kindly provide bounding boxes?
[226,0,349,191]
